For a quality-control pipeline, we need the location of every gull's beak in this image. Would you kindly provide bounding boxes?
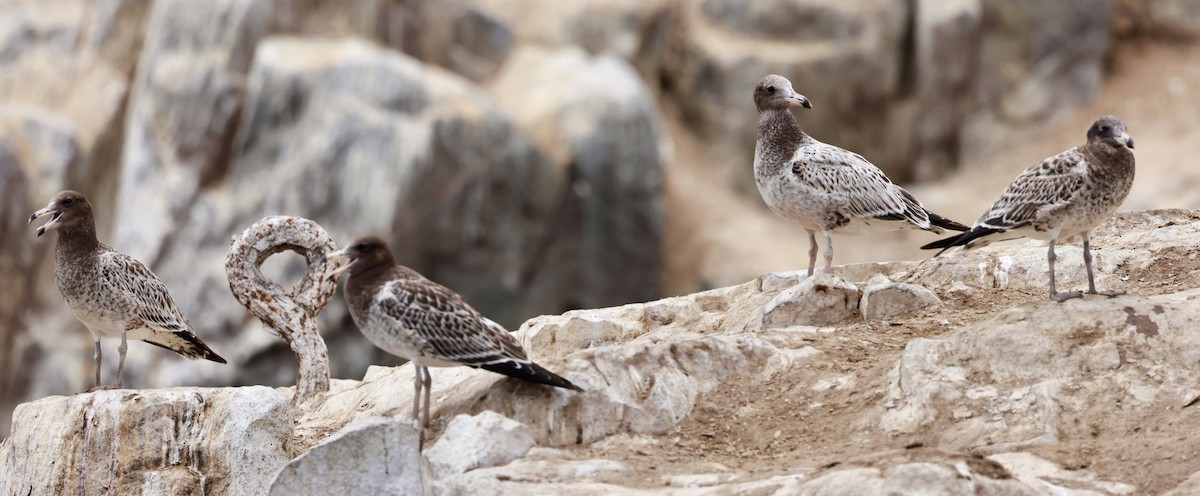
[324,248,353,281]
[786,91,812,109]
[1120,132,1134,149]
[29,204,62,237]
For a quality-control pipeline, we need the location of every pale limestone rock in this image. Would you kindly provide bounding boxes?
[424,411,535,479]
[881,290,1200,460]
[762,273,861,328]
[269,416,422,496]
[860,282,942,320]
[0,387,291,495]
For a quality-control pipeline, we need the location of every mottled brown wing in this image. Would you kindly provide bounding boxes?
[792,141,932,227]
[974,148,1088,230]
[378,277,529,366]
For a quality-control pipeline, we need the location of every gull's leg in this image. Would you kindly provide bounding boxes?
[114,329,127,389]
[92,339,102,389]
[806,230,818,277]
[822,230,834,275]
[1048,238,1082,302]
[1083,232,1124,297]
[421,366,432,428]
[412,365,423,425]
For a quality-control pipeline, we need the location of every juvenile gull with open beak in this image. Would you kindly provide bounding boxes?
[30,190,226,390]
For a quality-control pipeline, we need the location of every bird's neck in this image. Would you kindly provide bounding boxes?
[55,221,101,262]
[756,108,808,173]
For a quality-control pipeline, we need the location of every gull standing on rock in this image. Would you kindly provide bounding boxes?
[325,236,582,428]
[752,74,968,276]
[29,190,226,390]
[922,116,1136,301]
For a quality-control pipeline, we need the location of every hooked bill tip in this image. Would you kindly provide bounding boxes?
[28,213,36,224]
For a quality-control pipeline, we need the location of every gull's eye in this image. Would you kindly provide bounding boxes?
[61,197,74,206]
[1099,125,1109,133]
[767,86,776,94]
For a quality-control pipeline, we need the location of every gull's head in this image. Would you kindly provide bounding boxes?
[30,190,92,238]
[753,74,812,112]
[323,236,395,281]
[1087,115,1134,150]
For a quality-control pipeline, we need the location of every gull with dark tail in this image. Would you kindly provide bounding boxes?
[753,74,969,276]
[29,190,226,390]
[324,236,581,429]
[922,116,1136,301]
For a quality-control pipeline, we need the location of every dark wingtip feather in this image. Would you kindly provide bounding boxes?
[927,211,970,232]
[480,360,583,392]
[920,227,1002,255]
[144,331,227,363]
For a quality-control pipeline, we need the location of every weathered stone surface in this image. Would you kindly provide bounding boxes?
[1114,0,1200,39]
[269,416,421,496]
[880,290,1200,458]
[961,0,1113,157]
[663,0,909,190]
[762,273,862,328]
[488,45,665,317]
[114,0,269,262]
[909,0,982,181]
[424,411,535,479]
[0,387,292,495]
[860,282,941,320]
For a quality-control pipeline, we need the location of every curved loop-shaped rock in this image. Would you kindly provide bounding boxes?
[226,216,339,403]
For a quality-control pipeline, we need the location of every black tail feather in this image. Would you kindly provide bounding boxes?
[920,227,1002,255]
[480,360,583,392]
[927,211,970,232]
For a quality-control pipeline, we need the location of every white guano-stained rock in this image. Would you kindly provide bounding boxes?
[0,387,292,495]
[424,411,535,479]
[762,273,862,328]
[269,416,422,496]
[860,282,942,320]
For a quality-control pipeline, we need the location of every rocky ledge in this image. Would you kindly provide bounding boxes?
[3,209,1200,495]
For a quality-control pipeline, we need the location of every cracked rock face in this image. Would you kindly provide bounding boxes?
[0,387,291,495]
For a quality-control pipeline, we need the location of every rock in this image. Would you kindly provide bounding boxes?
[961,0,1113,157]
[424,411,535,479]
[466,0,672,66]
[1113,0,1200,39]
[881,291,1200,458]
[860,282,941,320]
[0,387,292,495]
[762,273,862,328]
[909,0,983,180]
[269,416,422,496]
[663,0,910,190]
[1165,469,1200,496]
[758,270,808,292]
[488,45,665,317]
[114,0,269,262]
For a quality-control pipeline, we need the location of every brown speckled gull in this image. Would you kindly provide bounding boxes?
[324,236,582,429]
[752,74,968,277]
[922,116,1136,301]
[29,190,226,390]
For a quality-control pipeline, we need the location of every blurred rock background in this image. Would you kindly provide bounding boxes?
[0,0,1198,435]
